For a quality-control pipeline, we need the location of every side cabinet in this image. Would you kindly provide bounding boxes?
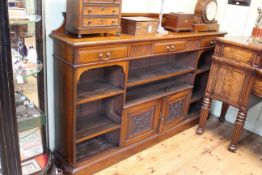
[158,89,192,133]
[120,100,161,147]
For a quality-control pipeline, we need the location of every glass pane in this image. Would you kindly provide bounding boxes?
[8,0,46,174]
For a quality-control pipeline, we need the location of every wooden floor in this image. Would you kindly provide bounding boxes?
[95,117,262,175]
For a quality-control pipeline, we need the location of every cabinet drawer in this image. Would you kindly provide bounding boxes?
[222,46,254,65]
[83,5,120,16]
[153,40,186,54]
[78,46,128,64]
[158,89,192,133]
[83,0,121,4]
[120,100,161,147]
[82,17,119,27]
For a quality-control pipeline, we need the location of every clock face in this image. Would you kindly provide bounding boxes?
[205,1,217,21]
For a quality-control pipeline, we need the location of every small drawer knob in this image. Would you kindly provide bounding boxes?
[101,7,105,11]
[98,53,103,59]
[88,9,92,14]
[112,10,116,14]
[88,21,92,25]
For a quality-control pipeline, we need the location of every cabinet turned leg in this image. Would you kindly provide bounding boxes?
[228,107,247,152]
[219,103,229,122]
[196,97,211,135]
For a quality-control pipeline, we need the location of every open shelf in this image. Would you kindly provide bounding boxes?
[128,64,194,87]
[76,113,120,143]
[76,95,123,143]
[126,75,194,108]
[196,51,213,75]
[196,65,210,75]
[76,130,119,162]
[188,101,202,118]
[77,81,124,105]
[128,53,197,88]
[77,66,125,105]
[191,91,204,104]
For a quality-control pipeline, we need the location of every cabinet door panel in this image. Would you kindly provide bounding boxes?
[120,100,161,147]
[158,90,191,133]
[207,62,252,106]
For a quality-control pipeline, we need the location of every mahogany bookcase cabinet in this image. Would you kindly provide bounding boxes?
[51,17,226,175]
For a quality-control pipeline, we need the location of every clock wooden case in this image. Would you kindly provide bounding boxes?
[194,0,220,32]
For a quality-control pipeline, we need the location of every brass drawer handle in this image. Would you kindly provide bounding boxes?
[210,40,216,46]
[166,45,176,52]
[99,52,111,61]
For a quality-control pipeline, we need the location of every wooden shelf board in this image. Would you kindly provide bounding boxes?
[76,114,120,143]
[188,101,202,117]
[77,81,124,105]
[196,65,210,75]
[127,65,195,87]
[76,137,117,162]
[190,91,204,104]
[125,82,193,108]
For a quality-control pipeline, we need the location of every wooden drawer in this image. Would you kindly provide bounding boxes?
[83,0,121,4]
[82,17,119,27]
[222,45,254,65]
[153,40,186,54]
[120,100,161,147]
[83,5,120,16]
[77,46,128,64]
[158,89,192,133]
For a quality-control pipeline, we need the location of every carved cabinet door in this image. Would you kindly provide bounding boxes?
[158,90,191,133]
[206,62,255,107]
[120,99,161,147]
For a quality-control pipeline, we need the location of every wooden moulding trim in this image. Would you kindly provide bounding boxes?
[212,56,257,72]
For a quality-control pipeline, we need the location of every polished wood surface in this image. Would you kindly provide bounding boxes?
[164,13,194,32]
[197,36,262,152]
[65,0,122,37]
[51,14,226,174]
[95,117,262,175]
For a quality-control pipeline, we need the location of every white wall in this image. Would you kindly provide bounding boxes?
[45,0,262,149]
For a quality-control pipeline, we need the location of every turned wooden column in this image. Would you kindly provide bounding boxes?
[196,97,211,135]
[228,107,247,152]
[219,103,229,122]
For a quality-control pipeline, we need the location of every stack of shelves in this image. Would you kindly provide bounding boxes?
[75,65,124,162]
[189,51,213,117]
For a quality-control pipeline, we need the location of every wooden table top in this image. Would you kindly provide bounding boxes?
[216,36,262,52]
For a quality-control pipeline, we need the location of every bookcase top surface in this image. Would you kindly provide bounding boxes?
[51,30,227,47]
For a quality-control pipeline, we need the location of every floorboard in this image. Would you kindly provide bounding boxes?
[95,117,262,175]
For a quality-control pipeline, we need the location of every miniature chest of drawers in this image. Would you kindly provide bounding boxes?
[65,0,122,38]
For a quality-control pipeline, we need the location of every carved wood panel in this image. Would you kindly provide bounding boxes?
[158,90,191,133]
[212,64,246,105]
[128,108,154,137]
[120,100,161,146]
[166,100,185,122]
